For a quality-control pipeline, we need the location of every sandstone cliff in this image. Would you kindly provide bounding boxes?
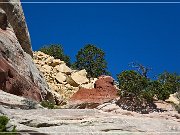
[0,2,61,103]
[0,0,32,56]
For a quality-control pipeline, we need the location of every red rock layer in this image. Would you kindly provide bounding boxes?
[69,76,118,108]
[0,54,42,102]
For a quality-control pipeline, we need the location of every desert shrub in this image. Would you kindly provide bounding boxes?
[39,44,71,66]
[116,70,162,113]
[143,81,161,101]
[157,72,180,100]
[117,70,150,99]
[73,44,109,78]
[118,70,180,101]
[21,99,37,109]
[40,100,55,109]
[0,116,9,132]
[0,115,16,134]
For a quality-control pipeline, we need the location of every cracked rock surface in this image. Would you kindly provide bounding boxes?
[1,106,180,135]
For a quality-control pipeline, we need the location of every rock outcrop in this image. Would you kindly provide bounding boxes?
[166,92,180,105]
[0,0,32,56]
[0,90,42,109]
[1,106,180,134]
[69,76,118,108]
[0,4,60,103]
[33,53,118,107]
[33,51,96,102]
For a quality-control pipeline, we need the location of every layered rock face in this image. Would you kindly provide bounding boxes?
[0,6,59,102]
[0,53,42,101]
[33,51,97,102]
[69,76,118,108]
[0,0,33,56]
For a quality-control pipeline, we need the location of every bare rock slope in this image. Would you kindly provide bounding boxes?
[1,106,180,135]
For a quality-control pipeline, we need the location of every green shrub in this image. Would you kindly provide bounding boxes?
[117,70,180,101]
[157,72,180,100]
[0,115,16,134]
[40,100,55,109]
[0,116,9,132]
[117,70,149,99]
[39,44,71,66]
[21,99,37,109]
[73,44,109,78]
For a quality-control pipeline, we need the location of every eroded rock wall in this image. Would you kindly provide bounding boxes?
[0,3,61,103]
[0,0,32,56]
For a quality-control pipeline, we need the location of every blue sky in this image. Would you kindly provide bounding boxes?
[22,0,180,79]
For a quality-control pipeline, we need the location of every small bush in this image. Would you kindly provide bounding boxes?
[40,100,55,109]
[21,99,37,109]
[157,72,180,100]
[0,116,9,132]
[0,115,16,134]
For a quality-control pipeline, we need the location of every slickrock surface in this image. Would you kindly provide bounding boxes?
[1,106,180,135]
[33,51,97,102]
[0,90,42,109]
[69,76,118,108]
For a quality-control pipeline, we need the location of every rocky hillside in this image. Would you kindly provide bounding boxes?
[0,1,180,134]
[33,51,119,108]
[33,51,97,101]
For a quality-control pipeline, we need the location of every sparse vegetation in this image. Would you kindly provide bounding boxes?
[21,99,37,109]
[0,115,16,134]
[40,100,55,109]
[39,44,71,66]
[129,62,152,78]
[117,67,180,113]
[157,71,180,100]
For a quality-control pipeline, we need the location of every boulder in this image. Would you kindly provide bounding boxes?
[69,76,118,108]
[44,56,54,65]
[55,64,72,74]
[41,65,52,73]
[80,78,97,89]
[67,70,89,87]
[166,92,180,105]
[55,72,66,84]
[33,51,49,60]
[51,59,64,67]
